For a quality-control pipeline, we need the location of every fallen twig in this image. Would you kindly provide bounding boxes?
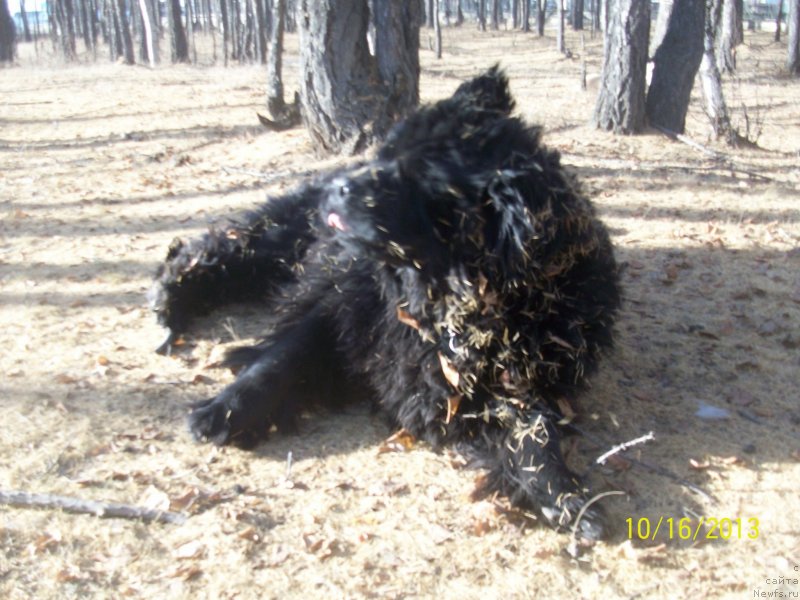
[221,165,315,184]
[596,431,655,465]
[653,124,724,159]
[0,489,187,525]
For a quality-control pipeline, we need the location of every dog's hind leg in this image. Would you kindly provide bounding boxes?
[149,184,325,353]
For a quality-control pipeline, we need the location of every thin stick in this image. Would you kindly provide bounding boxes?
[653,124,724,159]
[596,431,655,465]
[0,489,187,525]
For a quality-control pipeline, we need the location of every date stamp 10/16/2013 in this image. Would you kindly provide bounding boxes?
[625,516,760,542]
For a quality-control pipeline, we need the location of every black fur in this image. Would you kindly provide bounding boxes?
[150,67,621,540]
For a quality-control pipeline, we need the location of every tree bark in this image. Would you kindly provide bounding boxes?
[522,0,530,32]
[789,0,800,75]
[716,0,738,73]
[490,0,499,29]
[699,0,733,140]
[557,0,565,52]
[593,0,650,134]
[298,0,422,155]
[0,0,14,62]
[572,0,584,29]
[650,0,672,56]
[536,0,545,36]
[434,0,442,58]
[169,0,189,62]
[116,0,135,64]
[478,0,486,31]
[645,0,704,133]
[266,0,287,117]
[19,0,32,42]
[775,0,783,43]
[138,0,157,66]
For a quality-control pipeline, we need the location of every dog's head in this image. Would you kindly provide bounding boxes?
[321,67,546,279]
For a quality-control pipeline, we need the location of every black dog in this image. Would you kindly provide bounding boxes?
[149,67,621,540]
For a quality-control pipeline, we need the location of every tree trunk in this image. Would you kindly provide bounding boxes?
[117,0,135,64]
[650,0,672,56]
[371,0,423,121]
[716,0,737,73]
[169,0,189,62]
[434,0,442,57]
[536,0,545,36]
[266,0,286,116]
[19,0,32,42]
[298,0,422,155]
[593,0,650,134]
[478,0,486,31]
[775,0,783,43]
[490,0,499,29]
[426,0,434,27]
[138,0,157,66]
[645,0,704,134]
[0,0,14,62]
[255,0,268,64]
[699,0,733,140]
[186,0,196,63]
[789,0,800,74]
[522,0,530,32]
[455,0,464,25]
[55,0,78,60]
[557,0,565,52]
[572,0,584,29]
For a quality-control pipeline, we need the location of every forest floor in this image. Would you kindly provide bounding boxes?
[1,27,799,600]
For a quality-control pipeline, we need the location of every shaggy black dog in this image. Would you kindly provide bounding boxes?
[149,67,621,540]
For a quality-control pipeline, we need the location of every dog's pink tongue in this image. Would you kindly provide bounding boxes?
[327,212,346,231]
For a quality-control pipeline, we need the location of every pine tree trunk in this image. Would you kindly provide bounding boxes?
[371,0,423,121]
[650,0,672,55]
[645,0,704,133]
[716,0,738,73]
[55,0,78,60]
[117,0,135,64]
[522,0,530,32]
[19,0,32,42]
[0,0,14,62]
[298,0,422,155]
[536,0,545,36]
[266,0,286,116]
[169,0,189,62]
[557,0,565,52]
[138,0,157,66]
[593,0,650,133]
[788,0,800,74]
[434,0,442,57]
[775,0,783,43]
[572,0,584,29]
[699,0,733,140]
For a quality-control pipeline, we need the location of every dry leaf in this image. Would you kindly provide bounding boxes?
[238,527,261,542]
[396,307,420,330]
[556,397,576,424]
[438,352,460,388]
[689,458,711,470]
[173,540,205,560]
[378,429,416,453]
[445,394,462,424]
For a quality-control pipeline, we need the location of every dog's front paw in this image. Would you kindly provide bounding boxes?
[188,398,233,446]
[541,494,608,542]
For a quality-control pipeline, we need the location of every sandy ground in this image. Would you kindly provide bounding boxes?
[1,27,799,600]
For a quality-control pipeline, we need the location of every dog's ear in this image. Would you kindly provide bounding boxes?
[483,170,535,271]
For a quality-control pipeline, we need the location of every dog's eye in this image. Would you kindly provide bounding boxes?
[339,184,350,196]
